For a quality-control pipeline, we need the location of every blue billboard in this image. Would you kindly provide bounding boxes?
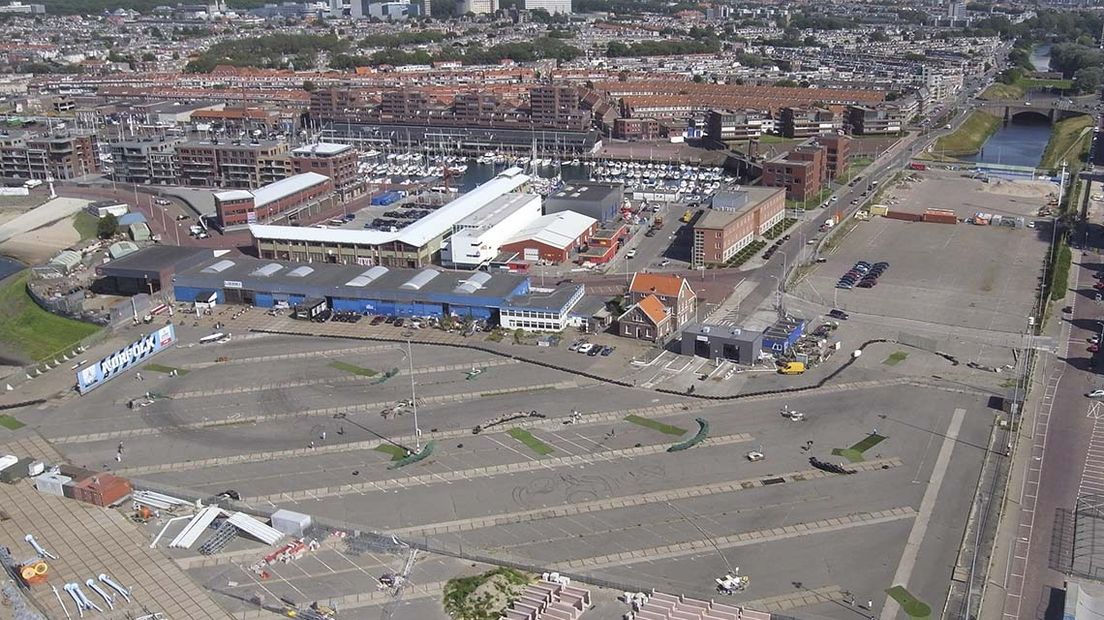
[76,324,177,394]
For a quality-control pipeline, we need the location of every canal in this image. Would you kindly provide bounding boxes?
[965,117,1053,168]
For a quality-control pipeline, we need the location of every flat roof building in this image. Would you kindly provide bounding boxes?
[543,181,622,223]
[693,187,785,267]
[441,193,542,269]
[252,167,530,268]
[214,172,334,229]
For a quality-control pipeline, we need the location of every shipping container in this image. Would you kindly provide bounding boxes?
[73,474,132,507]
[908,162,927,171]
[923,213,958,224]
[869,205,889,216]
[35,474,71,496]
[884,211,922,222]
[58,464,97,483]
[0,455,17,473]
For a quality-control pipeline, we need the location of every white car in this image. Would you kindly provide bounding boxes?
[626,249,637,259]
[1088,389,1104,399]
[830,196,839,202]
[746,451,765,462]
[660,259,671,267]
[576,343,595,354]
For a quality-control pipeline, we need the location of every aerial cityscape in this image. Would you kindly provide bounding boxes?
[0,0,1101,619]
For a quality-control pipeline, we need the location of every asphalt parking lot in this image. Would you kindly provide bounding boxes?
[15,327,998,620]
[794,171,1050,335]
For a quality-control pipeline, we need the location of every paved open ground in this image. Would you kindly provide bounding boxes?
[0,164,1052,620]
[0,322,1001,620]
[793,171,1050,336]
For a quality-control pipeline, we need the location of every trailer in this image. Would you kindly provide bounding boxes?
[293,297,328,321]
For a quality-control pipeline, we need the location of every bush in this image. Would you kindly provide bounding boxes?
[97,213,118,239]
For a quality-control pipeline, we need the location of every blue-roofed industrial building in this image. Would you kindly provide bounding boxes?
[172,255,533,320]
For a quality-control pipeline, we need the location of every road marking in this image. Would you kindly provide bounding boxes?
[880,407,966,620]
[550,507,915,571]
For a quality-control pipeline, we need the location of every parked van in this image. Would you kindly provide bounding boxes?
[778,362,806,375]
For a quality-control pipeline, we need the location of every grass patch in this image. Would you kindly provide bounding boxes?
[1023,77,1073,90]
[762,217,798,240]
[757,134,790,144]
[480,385,554,397]
[886,585,931,620]
[0,271,100,362]
[841,156,874,183]
[883,351,908,366]
[719,239,767,268]
[831,447,865,463]
[625,414,687,436]
[1046,236,1072,302]
[443,568,533,620]
[507,428,554,456]
[71,211,99,241]
[851,433,887,453]
[328,360,377,376]
[980,82,1025,100]
[933,111,1001,157]
[144,363,189,375]
[0,415,25,430]
[1040,114,1094,171]
[486,329,505,342]
[831,433,887,463]
[374,444,408,461]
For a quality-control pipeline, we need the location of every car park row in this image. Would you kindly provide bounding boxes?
[837,260,890,290]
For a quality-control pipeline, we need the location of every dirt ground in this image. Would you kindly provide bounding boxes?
[982,178,1058,199]
[0,217,80,263]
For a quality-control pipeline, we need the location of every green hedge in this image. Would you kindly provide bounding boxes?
[1047,237,1072,302]
[667,418,709,452]
[762,218,798,240]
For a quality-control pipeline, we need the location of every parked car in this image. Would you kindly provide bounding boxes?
[393,318,404,327]
[568,340,584,352]
[587,345,602,357]
[577,343,595,354]
[600,346,614,356]
[828,309,849,320]
[384,316,397,324]
[1089,389,1104,399]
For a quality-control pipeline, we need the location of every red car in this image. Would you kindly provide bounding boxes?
[1090,344,1101,353]
[1095,281,1104,290]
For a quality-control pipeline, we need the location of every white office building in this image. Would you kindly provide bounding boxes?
[522,0,570,13]
[458,0,495,13]
[442,193,541,268]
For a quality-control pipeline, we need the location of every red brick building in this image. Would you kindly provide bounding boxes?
[290,143,361,200]
[215,172,333,228]
[692,187,785,267]
[499,211,598,264]
[762,140,827,202]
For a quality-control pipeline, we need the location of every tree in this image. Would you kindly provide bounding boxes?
[692,74,704,83]
[97,214,118,239]
[141,52,156,62]
[302,80,317,91]
[1074,66,1104,93]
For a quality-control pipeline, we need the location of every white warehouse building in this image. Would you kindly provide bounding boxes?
[442,193,542,269]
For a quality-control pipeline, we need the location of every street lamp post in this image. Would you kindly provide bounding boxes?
[406,340,421,451]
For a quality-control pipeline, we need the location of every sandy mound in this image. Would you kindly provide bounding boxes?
[982,179,1056,198]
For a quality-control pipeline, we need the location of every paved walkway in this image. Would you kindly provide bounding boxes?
[551,507,916,571]
[0,435,231,620]
[391,458,903,538]
[880,407,967,620]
